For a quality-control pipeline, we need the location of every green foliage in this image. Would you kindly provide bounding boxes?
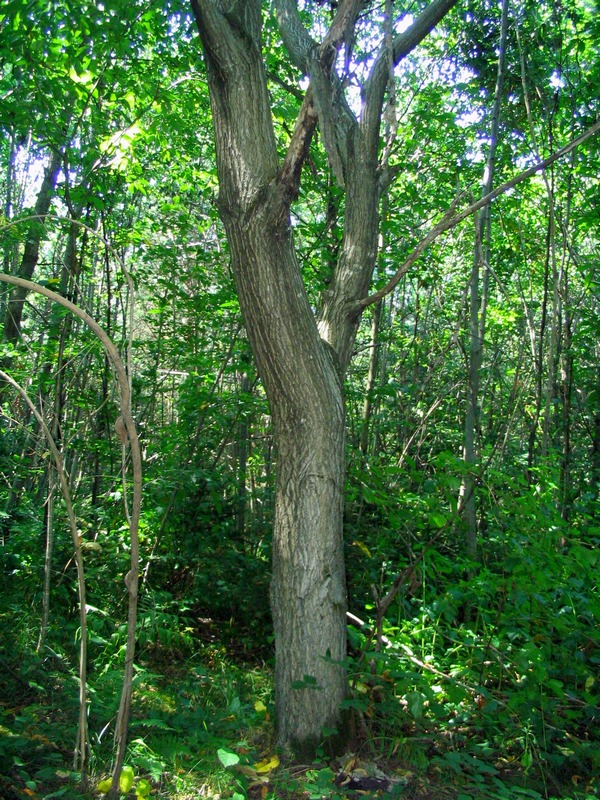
[0,0,599,796]
[343,489,599,788]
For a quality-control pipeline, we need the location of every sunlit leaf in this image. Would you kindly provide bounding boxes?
[217,748,240,768]
[253,754,279,773]
[135,778,152,798]
[119,766,135,794]
[97,778,112,793]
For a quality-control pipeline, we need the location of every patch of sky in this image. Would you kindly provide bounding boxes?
[13,146,46,209]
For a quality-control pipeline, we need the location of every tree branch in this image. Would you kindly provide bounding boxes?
[190,0,262,73]
[275,0,363,73]
[275,0,316,73]
[276,0,363,186]
[278,87,319,200]
[320,0,364,60]
[356,119,600,313]
[362,0,459,143]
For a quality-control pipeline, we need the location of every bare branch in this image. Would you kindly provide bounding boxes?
[275,0,363,72]
[356,119,600,313]
[278,87,319,200]
[320,0,364,61]
[276,0,363,186]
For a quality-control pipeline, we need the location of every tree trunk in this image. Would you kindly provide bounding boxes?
[190,0,458,754]
[360,301,382,456]
[2,149,62,346]
[459,0,509,559]
[191,0,347,754]
[225,200,348,755]
[591,368,600,500]
[235,371,250,540]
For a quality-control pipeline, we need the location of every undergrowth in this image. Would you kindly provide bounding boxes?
[0,576,597,800]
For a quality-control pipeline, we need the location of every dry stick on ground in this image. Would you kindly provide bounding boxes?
[0,274,142,795]
[0,370,90,781]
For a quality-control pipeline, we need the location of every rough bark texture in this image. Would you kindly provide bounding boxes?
[190,0,459,755]
[191,0,347,754]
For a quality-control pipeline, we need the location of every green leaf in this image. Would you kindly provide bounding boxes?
[135,778,152,798]
[291,674,321,690]
[406,691,424,719]
[428,511,447,528]
[119,765,135,794]
[521,750,533,769]
[217,748,240,768]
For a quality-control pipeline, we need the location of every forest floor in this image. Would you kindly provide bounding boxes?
[1,634,596,800]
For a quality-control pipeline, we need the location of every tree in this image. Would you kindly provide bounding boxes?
[190,0,459,755]
[1,0,598,785]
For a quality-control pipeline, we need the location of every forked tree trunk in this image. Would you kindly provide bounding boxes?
[191,0,459,754]
[191,1,347,753]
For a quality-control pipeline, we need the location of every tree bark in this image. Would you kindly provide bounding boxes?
[190,0,458,755]
[191,0,347,754]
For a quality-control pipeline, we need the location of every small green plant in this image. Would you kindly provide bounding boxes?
[303,767,340,799]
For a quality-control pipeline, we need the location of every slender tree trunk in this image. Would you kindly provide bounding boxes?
[560,298,573,518]
[360,191,391,457]
[37,475,56,652]
[459,0,508,559]
[2,149,62,346]
[2,131,17,301]
[542,197,560,457]
[235,371,250,539]
[527,234,549,477]
[360,302,382,456]
[557,165,574,519]
[591,368,600,500]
